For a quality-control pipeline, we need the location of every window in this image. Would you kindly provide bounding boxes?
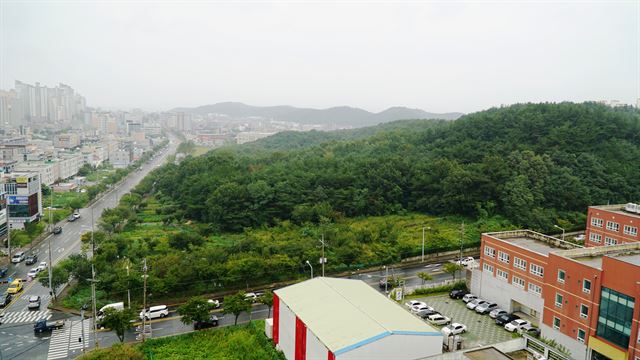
[553,317,561,330]
[596,287,635,348]
[557,269,566,283]
[497,269,509,281]
[530,263,544,277]
[528,282,542,296]
[624,225,638,237]
[605,237,617,246]
[606,221,620,232]
[514,257,527,270]
[555,293,563,308]
[484,246,496,258]
[580,304,589,319]
[498,251,510,264]
[591,217,603,228]
[577,328,586,343]
[590,233,602,244]
[512,276,525,289]
[583,279,592,294]
[483,263,494,273]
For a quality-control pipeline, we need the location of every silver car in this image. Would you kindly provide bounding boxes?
[27,295,41,310]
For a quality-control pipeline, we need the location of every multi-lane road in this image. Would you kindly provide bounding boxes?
[0,139,177,360]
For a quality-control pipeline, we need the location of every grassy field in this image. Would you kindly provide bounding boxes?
[78,321,285,360]
[192,146,211,157]
[85,168,116,182]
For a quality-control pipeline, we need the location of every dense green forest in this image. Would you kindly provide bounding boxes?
[149,103,640,232]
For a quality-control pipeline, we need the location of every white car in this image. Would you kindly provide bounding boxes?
[245,292,258,302]
[456,257,475,267]
[466,299,488,310]
[207,299,221,308]
[426,314,451,326]
[37,262,48,272]
[489,308,507,319]
[27,268,39,278]
[441,322,467,336]
[412,304,435,316]
[462,293,478,303]
[139,305,169,320]
[405,300,426,309]
[505,319,531,332]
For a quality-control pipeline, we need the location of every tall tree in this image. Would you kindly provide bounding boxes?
[100,307,136,343]
[258,290,274,318]
[177,296,213,326]
[223,292,252,325]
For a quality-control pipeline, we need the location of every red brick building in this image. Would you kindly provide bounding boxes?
[585,204,640,247]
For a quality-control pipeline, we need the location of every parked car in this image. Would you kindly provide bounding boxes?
[441,323,467,336]
[462,293,478,303]
[489,308,508,319]
[0,293,12,308]
[25,254,38,265]
[426,314,451,326]
[419,309,440,318]
[405,300,426,309]
[413,304,435,317]
[73,212,81,219]
[194,314,219,330]
[7,279,23,294]
[519,323,541,337]
[27,295,41,310]
[37,262,48,272]
[0,267,7,277]
[27,268,39,278]
[245,292,258,302]
[505,319,531,332]
[466,299,488,310]
[11,251,25,264]
[449,289,468,299]
[52,226,62,234]
[456,257,475,267]
[475,302,498,314]
[67,215,76,222]
[207,299,221,308]
[495,313,520,326]
[139,305,169,320]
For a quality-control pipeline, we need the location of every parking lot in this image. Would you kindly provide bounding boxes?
[410,294,514,348]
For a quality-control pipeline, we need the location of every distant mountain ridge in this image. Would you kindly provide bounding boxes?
[170,102,463,127]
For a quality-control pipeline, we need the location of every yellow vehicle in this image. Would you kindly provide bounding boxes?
[7,279,23,294]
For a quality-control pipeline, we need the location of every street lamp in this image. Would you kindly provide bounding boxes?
[554,225,565,242]
[305,260,313,279]
[422,226,431,263]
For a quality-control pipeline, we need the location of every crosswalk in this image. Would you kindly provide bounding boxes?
[46,320,93,360]
[0,310,51,324]
[10,294,53,309]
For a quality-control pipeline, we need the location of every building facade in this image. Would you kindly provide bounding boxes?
[585,204,640,247]
[2,172,42,230]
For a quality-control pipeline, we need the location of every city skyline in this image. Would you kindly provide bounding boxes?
[1,1,637,113]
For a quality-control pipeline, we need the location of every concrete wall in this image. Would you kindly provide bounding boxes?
[540,323,587,360]
[421,338,525,360]
[471,268,543,321]
[306,328,329,360]
[338,334,441,360]
[278,302,296,360]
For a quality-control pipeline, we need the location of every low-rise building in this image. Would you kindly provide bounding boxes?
[2,172,42,230]
[109,149,131,168]
[585,204,640,247]
[270,277,442,360]
[53,133,81,149]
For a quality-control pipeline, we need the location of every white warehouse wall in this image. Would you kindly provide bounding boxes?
[337,333,441,360]
[278,302,297,360]
[539,323,587,360]
[471,269,543,320]
[306,327,329,360]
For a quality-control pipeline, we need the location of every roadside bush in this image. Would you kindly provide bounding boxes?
[410,281,467,296]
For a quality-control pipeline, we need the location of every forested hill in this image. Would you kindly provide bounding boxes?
[150,102,640,233]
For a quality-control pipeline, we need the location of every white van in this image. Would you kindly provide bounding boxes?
[139,305,169,320]
[97,302,124,320]
[11,251,25,263]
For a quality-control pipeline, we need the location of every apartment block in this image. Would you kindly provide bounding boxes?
[586,204,640,247]
[473,230,640,360]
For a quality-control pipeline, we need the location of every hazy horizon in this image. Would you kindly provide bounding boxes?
[1,1,637,113]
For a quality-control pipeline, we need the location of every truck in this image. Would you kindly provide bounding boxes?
[34,319,65,333]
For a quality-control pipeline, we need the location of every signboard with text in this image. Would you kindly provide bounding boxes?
[15,177,28,184]
[7,195,29,205]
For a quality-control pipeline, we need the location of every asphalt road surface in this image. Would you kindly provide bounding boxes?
[0,138,178,360]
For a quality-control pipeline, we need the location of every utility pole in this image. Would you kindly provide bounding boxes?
[80,304,87,352]
[91,207,95,255]
[142,258,148,342]
[460,222,465,265]
[48,192,54,301]
[90,264,99,349]
[6,195,10,261]
[421,227,425,262]
[319,234,327,277]
[125,259,131,309]
[384,266,389,293]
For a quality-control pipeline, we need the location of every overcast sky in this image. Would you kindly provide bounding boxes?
[0,1,638,113]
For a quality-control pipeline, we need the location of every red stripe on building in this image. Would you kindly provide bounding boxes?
[295,316,307,360]
[273,294,280,345]
[328,351,335,360]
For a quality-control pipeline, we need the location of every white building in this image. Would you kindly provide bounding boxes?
[269,277,442,360]
[109,149,131,168]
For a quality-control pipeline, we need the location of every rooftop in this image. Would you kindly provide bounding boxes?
[275,277,440,355]
[484,230,581,256]
[590,204,640,220]
[557,242,640,269]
